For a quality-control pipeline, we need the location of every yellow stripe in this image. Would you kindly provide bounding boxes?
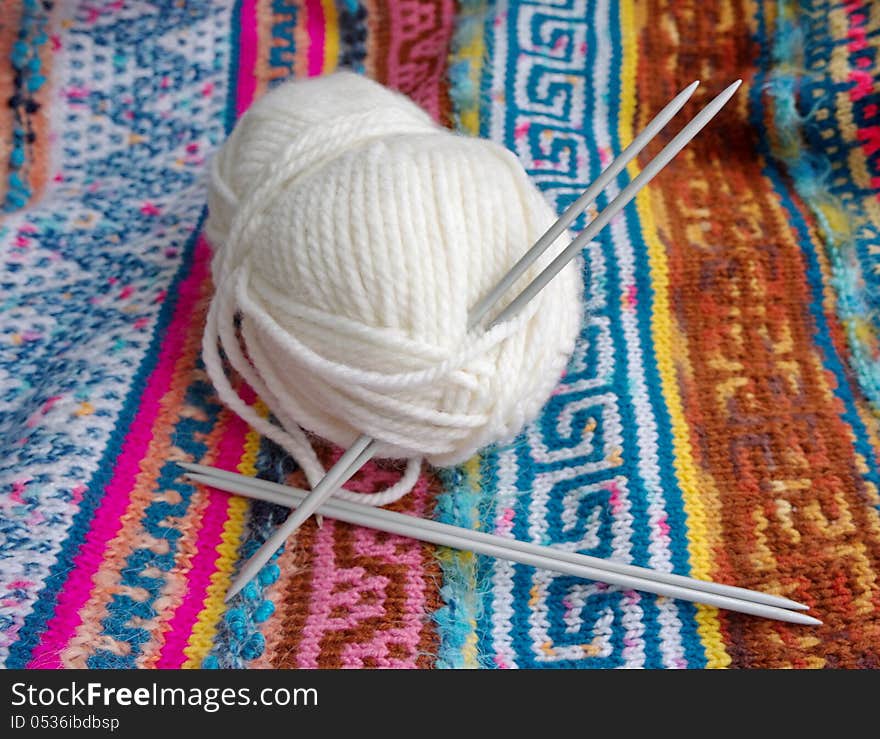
[618,0,730,668]
[182,412,262,668]
[457,22,486,136]
[461,455,483,668]
[321,0,339,74]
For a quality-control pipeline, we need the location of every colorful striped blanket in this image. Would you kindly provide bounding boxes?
[2,0,880,669]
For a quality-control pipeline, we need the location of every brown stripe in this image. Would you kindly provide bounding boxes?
[0,1,52,208]
[0,2,23,205]
[259,465,318,668]
[637,0,880,668]
[365,0,455,126]
[268,458,442,668]
[317,506,431,668]
[26,8,51,204]
[247,520,311,669]
[415,474,443,668]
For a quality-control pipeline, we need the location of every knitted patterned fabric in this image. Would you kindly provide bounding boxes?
[1,0,880,669]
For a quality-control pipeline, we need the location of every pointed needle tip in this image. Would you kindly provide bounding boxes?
[771,594,810,611]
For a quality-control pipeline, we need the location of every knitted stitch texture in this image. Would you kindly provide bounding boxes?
[2,0,880,669]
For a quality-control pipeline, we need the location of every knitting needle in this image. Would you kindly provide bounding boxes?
[184,468,819,625]
[182,461,808,612]
[487,78,742,327]
[225,80,738,602]
[466,79,699,330]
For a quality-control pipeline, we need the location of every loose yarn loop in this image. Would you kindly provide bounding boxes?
[204,72,582,505]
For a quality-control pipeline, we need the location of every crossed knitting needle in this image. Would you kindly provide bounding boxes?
[182,462,818,625]
[193,78,818,625]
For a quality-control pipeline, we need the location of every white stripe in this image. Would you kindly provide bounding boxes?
[592,0,689,667]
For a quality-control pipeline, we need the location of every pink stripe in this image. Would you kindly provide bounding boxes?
[305,0,326,77]
[235,0,259,117]
[28,239,212,668]
[156,0,263,669]
[296,473,433,668]
[296,519,341,668]
[154,405,252,668]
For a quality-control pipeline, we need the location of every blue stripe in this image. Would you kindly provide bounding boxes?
[475,0,706,668]
[753,1,880,499]
[602,0,674,669]
[6,213,207,669]
[607,5,706,666]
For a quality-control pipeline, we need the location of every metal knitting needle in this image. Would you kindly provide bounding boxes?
[226,79,737,603]
[183,461,808,612]
[486,79,742,327]
[186,468,819,625]
[466,79,699,330]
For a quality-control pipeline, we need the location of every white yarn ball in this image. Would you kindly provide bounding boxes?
[204,72,582,499]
